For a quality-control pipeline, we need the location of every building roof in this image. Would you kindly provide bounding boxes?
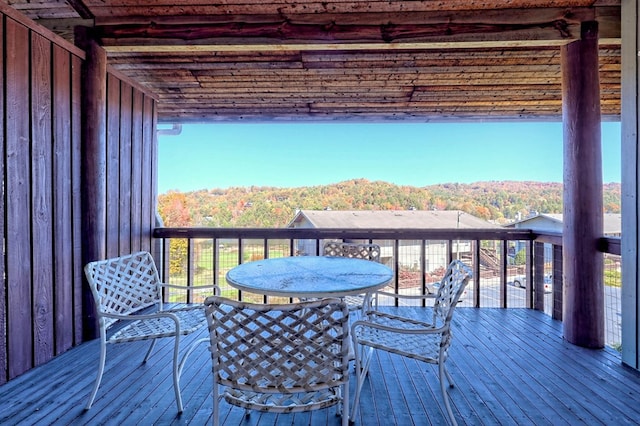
[288,209,501,229]
[506,213,621,234]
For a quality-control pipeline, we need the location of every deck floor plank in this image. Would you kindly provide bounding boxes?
[1,308,639,425]
[477,309,612,424]
[455,324,559,425]
[478,309,640,424]
[459,310,587,425]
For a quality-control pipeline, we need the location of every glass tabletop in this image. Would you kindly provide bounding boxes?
[226,256,393,298]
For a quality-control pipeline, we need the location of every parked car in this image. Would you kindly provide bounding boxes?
[508,274,552,293]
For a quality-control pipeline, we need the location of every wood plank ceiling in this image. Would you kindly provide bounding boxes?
[7,0,621,123]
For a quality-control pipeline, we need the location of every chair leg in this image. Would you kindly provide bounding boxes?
[349,353,363,422]
[178,337,208,378]
[341,382,349,426]
[439,361,458,426]
[85,337,107,410]
[172,335,184,412]
[212,377,220,426]
[443,364,455,388]
[350,343,373,422]
[143,339,158,363]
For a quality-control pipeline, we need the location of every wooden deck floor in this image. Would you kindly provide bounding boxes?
[1,308,639,425]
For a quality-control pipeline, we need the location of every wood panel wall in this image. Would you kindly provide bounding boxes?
[105,74,156,260]
[0,8,158,383]
[620,0,639,370]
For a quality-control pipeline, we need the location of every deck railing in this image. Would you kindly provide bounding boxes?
[152,227,622,350]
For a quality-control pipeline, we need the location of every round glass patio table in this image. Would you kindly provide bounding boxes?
[225,255,393,299]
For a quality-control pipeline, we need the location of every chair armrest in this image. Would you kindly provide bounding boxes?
[351,318,445,336]
[102,310,181,323]
[160,283,221,295]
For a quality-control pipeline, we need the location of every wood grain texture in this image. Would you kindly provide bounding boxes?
[5,1,622,122]
[0,6,159,381]
[130,89,143,253]
[562,22,605,348]
[70,53,83,347]
[52,44,74,356]
[117,81,132,255]
[0,16,6,385]
[30,31,54,367]
[140,95,154,254]
[106,73,121,259]
[79,35,107,340]
[6,17,33,379]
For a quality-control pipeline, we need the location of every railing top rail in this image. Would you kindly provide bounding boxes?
[532,231,563,245]
[153,227,621,256]
[153,227,536,241]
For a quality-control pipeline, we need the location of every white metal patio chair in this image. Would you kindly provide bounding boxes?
[350,259,472,426]
[83,251,219,412]
[322,241,381,311]
[204,296,351,426]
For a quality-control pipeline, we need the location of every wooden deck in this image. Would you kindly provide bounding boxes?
[1,308,639,425]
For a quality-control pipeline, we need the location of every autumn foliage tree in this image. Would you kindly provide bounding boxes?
[156,180,621,229]
[157,191,192,275]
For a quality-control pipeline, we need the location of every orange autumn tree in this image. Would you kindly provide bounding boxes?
[157,191,192,276]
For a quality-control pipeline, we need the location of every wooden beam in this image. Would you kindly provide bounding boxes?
[103,36,622,54]
[66,0,93,20]
[95,21,581,45]
[103,40,575,53]
[92,6,619,49]
[561,21,604,349]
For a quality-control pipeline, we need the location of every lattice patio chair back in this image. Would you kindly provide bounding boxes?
[322,241,381,262]
[84,251,219,413]
[351,259,472,426]
[432,259,473,328]
[87,250,163,329]
[322,241,381,311]
[204,296,351,426]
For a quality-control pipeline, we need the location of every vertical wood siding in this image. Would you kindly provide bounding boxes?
[621,0,640,369]
[106,73,121,259]
[104,73,155,258]
[130,90,143,253]
[31,31,54,367]
[0,11,159,383]
[141,96,154,255]
[118,83,133,255]
[0,15,6,385]
[6,18,33,380]
[52,44,74,356]
[71,54,83,348]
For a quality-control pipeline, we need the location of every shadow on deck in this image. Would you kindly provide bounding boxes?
[1,308,638,425]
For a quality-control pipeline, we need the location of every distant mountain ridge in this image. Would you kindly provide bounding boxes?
[157,179,621,228]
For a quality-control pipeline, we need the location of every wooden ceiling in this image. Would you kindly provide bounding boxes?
[7,0,621,123]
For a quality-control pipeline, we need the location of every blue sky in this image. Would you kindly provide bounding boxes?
[157,121,621,194]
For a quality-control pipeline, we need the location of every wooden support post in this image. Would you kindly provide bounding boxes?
[552,244,563,321]
[76,28,107,340]
[533,242,545,311]
[500,240,508,308]
[473,240,481,308]
[561,21,604,349]
[525,241,533,309]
